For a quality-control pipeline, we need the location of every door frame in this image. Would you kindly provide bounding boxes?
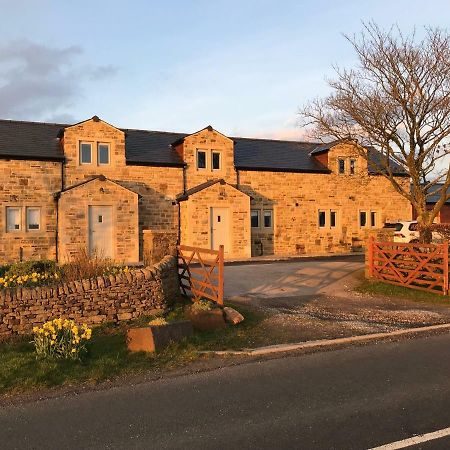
[86,203,115,260]
[210,206,231,254]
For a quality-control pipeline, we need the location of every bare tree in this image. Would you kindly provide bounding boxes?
[300,23,450,242]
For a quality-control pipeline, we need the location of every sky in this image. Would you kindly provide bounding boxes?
[1,0,450,140]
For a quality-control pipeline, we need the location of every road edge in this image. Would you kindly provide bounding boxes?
[201,323,450,356]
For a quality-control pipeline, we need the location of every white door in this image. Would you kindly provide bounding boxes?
[211,207,229,253]
[88,206,113,259]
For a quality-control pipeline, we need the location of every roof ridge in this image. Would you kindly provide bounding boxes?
[0,118,69,127]
[232,135,319,145]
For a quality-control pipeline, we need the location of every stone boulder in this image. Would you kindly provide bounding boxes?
[223,307,244,325]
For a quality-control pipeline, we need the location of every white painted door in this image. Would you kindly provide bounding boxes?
[211,207,229,253]
[88,206,113,259]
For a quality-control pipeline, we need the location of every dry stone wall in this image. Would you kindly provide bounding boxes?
[0,256,180,339]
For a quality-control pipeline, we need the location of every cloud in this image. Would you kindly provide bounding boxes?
[0,40,117,120]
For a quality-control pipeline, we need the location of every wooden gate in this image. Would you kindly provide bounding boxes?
[177,245,224,305]
[368,237,449,295]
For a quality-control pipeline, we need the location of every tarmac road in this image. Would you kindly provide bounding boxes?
[1,332,450,449]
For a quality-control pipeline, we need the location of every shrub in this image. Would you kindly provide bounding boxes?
[190,299,217,312]
[32,318,92,360]
[0,260,60,289]
[148,317,168,326]
[61,248,130,282]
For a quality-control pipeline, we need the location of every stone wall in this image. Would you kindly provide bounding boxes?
[143,229,177,265]
[0,256,180,339]
[239,142,411,255]
[58,177,139,263]
[0,159,62,264]
[179,181,251,258]
[179,127,238,190]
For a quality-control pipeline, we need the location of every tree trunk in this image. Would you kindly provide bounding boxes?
[417,212,434,244]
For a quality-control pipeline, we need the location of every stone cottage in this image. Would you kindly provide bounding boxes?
[0,116,411,264]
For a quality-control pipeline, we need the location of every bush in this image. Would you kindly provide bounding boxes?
[61,248,130,282]
[190,299,217,312]
[148,317,168,326]
[32,318,92,360]
[0,260,60,289]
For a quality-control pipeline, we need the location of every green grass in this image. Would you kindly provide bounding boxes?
[356,277,450,306]
[0,303,267,396]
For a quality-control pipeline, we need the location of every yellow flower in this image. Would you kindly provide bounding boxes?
[32,326,39,333]
[71,349,76,353]
[32,277,38,283]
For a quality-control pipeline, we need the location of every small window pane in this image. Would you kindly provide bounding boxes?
[251,210,260,228]
[318,210,326,228]
[212,152,221,170]
[27,208,41,230]
[263,210,272,228]
[338,159,345,174]
[80,143,92,164]
[98,144,110,165]
[371,211,377,227]
[197,150,206,169]
[350,159,356,175]
[360,211,367,227]
[6,207,21,231]
[330,210,337,228]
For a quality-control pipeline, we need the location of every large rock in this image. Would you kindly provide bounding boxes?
[223,307,244,325]
[127,320,193,353]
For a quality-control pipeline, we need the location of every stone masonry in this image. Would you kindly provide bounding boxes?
[0,256,180,338]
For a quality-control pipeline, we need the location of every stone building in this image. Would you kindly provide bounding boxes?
[0,116,411,264]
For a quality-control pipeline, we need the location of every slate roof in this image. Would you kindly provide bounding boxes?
[0,118,407,175]
[176,179,224,202]
[423,183,450,204]
[0,119,65,161]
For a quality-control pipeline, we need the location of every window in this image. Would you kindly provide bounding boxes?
[212,151,221,170]
[263,210,273,228]
[197,150,207,169]
[6,207,21,232]
[251,210,260,228]
[26,207,41,231]
[80,142,92,164]
[338,158,345,174]
[318,210,326,228]
[370,211,377,228]
[330,210,337,228]
[350,159,356,175]
[98,143,110,165]
[360,211,367,227]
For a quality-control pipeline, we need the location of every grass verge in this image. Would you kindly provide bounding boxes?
[0,303,268,397]
[356,276,450,306]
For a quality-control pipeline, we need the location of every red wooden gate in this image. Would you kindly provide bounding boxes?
[177,245,224,305]
[368,237,449,295]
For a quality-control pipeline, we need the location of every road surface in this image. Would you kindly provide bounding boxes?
[1,332,450,449]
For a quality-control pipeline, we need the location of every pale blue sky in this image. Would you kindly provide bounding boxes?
[1,0,449,139]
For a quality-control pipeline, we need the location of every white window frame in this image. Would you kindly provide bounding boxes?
[6,207,22,232]
[211,150,221,171]
[318,210,326,228]
[359,210,368,228]
[370,211,377,228]
[80,142,93,165]
[251,210,260,228]
[26,207,41,231]
[263,210,273,229]
[97,143,110,166]
[330,210,337,228]
[196,149,207,170]
[349,159,356,175]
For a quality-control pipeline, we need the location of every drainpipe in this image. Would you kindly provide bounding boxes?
[236,169,240,189]
[177,201,181,245]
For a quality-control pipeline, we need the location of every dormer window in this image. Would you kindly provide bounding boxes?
[98,143,110,165]
[212,151,221,170]
[80,142,92,164]
[197,149,207,169]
